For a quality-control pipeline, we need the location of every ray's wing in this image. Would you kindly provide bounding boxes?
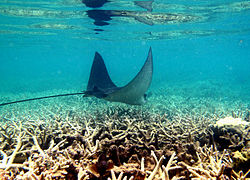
[105,47,153,105]
[86,52,117,92]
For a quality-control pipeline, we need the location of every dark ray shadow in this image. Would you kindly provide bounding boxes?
[82,0,110,8]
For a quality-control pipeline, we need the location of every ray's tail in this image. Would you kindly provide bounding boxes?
[0,92,86,107]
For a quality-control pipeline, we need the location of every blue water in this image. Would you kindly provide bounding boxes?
[0,0,250,111]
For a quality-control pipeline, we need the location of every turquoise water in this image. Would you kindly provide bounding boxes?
[0,0,250,114]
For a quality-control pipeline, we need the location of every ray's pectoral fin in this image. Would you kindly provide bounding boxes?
[134,0,154,12]
[104,47,153,105]
[83,51,117,99]
[87,52,117,91]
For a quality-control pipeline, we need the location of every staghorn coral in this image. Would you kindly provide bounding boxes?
[0,107,249,179]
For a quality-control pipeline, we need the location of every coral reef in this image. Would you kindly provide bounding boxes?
[0,106,249,179]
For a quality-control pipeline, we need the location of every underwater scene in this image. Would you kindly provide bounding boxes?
[0,0,250,179]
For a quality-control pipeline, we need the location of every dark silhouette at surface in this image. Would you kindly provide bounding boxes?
[83,0,155,29]
[86,10,113,26]
[82,0,109,8]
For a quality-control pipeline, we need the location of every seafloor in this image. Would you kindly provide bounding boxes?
[0,80,249,179]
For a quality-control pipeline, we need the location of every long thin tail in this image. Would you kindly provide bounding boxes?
[0,92,86,107]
